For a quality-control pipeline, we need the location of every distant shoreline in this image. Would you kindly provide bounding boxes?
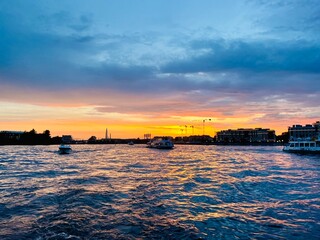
[0,142,285,146]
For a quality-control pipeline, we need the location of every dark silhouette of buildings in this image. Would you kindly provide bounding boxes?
[1,122,318,145]
[61,135,73,143]
[174,135,214,144]
[0,131,24,143]
[216,128,276,144]
[0,129,52,145]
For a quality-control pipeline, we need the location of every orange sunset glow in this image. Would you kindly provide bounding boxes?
[1,101,317,139]
[0,1,319,139]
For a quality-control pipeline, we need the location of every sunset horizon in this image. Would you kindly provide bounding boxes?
[1,113,319,140]
[1,0,319,140]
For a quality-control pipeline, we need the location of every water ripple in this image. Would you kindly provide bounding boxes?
[0,145,319,239]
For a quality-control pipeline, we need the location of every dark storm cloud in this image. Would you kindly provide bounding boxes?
[158,38,320,99]
[161,39,320,74]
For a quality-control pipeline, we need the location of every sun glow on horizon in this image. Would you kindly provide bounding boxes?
[1,101,316,140]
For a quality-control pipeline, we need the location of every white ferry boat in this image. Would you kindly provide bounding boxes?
[283,136,320,154]
[146,136,174,149]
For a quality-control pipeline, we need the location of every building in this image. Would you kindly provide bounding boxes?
[288,121,319,140]
[61,135,73,143]
[216,128,276,143]
[0,131,24,141]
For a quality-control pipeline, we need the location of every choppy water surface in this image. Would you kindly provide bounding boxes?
[0,145,319,239]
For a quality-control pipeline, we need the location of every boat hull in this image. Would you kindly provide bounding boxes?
[147,145,174,149]
[283,148,320,154]
[283,144,320,154]
[59,149,72,154]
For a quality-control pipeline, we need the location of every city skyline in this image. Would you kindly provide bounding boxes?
[1,0,319,139]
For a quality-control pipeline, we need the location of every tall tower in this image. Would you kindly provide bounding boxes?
[105,128,108,140]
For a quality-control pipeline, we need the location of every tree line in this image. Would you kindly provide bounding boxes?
[0,129,62,145]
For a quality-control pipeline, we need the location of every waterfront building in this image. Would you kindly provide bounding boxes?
[88,136,97,143]
[61,135,73,143]
[0,131,24,141]
[288,121,319,140]
[188,135,214,144]
[216,128,276,143]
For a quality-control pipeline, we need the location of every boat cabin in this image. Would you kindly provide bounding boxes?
[289,141,320,148]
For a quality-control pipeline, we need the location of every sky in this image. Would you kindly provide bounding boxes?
[0,0,319,139]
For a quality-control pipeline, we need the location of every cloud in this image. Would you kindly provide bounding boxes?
[162,39,320,74]
[37,11,93,32]
[248,0,320,40]
[0,0,319,127]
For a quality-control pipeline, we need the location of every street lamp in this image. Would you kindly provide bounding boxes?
[190,125,194,135]
[179,126,184,135]
[203,119,212,135]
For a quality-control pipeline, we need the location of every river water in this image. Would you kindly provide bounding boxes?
[0,145,319,239]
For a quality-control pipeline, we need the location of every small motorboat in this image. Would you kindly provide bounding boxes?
[146,137,174,149]
[59,144,72,154]
[128,141,134,145]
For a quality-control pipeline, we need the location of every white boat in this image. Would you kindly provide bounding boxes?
[283,137,320,154]
[59,144,72,154]
[146,137,174,149]
[128,141,134,145]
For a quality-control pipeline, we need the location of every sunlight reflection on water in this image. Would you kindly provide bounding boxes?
[0,145,319,239]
